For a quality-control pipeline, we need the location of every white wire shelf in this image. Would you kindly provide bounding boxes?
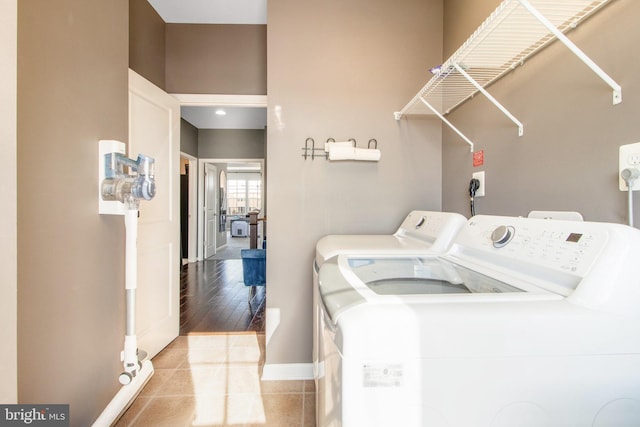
[395,0,621,152]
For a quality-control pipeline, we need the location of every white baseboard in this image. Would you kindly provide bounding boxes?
[92,360,154,426]
[261,363,314,381]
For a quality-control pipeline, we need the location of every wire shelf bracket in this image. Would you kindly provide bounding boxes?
[518,0,622,105]
[418,96,475,152]
[394,0,621,151]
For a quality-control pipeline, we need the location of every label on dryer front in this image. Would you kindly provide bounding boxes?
[363,363,404,388]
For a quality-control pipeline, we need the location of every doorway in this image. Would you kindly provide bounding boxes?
[181,159,266,334]
[176,94,267,333]
[199,160,264,260]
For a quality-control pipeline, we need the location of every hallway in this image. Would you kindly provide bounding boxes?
[180,233,265,334]
[180,259,266,334]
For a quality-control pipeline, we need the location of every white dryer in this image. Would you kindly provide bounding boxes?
[317,215,640,427]
[314,210,467,268]
[313,210,467,425]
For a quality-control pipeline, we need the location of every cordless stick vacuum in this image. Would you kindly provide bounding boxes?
[101,149,156,384]
[93,140,156,426]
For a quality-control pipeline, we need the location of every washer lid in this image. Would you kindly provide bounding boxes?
[346,257,524,296]
[319,256,529,324]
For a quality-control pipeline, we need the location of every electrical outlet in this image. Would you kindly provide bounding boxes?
[619,142,640,191]
[473,171,485,197]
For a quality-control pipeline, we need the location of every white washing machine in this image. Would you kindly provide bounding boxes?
[313,211,467,425]
[316,215,640,427]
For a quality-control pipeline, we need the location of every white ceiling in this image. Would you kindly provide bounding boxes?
[148,0,268,130]
[181,106,266,130]
[147,0,267,24]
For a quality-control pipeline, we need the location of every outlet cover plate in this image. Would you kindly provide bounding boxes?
[619,142,640,191]
[473,171,485,197]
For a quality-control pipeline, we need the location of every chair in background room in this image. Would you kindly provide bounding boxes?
[241,248,266,302]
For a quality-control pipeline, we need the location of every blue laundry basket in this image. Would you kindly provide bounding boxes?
[241,249,266,287]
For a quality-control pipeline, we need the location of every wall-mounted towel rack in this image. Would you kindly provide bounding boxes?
[394,0,620,152]
[301,138,327,160]
[301,138,381,161]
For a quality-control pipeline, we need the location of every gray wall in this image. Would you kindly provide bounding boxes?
[129,11,267,97]
[17,1,128,425]
[266,0,443,365]
[180,118,198,157]
[443,0,500,58]
[130,6,267,97]
[441,0,639,223]
[0,0,17,403]
[129,0,165,90]
[166,24,267,95]
[199,129,265,159]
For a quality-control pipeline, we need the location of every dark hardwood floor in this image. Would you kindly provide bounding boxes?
[179,259,266,334]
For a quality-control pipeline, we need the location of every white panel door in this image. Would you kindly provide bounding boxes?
[128,69,180,358]
[204,163,218,258]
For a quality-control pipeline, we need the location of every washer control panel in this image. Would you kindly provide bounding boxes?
[451,215,607,280]
[491,225,515,248]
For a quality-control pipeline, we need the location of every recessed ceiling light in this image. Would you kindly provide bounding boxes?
[215,109,227,116]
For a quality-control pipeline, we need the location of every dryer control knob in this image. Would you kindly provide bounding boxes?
[491,225,514,248]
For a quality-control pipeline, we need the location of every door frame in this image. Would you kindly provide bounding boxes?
[2,0,17,404]
[173,94,267,108]
[171,93,267,262]
[203,163,218,258]
[180,152,198,263]
[197,158,265,260]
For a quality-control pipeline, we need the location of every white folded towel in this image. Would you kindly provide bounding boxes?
[328,145,355,160]
[324,141,354,152]
[326,141,380,161]
[354,148,381,161]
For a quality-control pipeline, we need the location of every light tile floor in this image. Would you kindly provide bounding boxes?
[115,332,316,427]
